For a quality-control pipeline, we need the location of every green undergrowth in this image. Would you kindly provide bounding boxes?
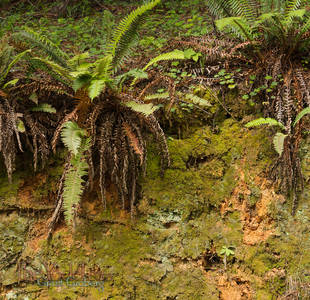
[0,0,210,56]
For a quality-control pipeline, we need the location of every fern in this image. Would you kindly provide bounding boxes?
[88,79,106,100]
[31,103,56,113]
[184,94,212,107]
[61,122,90,224]
[0,50,31,86]
[31,57,73,82]
[216,16,255,41]
[245,117,286,130]
[143,50,185,71]
[293,107,310,127]
[273,132,287,156]
[125,101,160,115]
[228,0,257,22]
[61,121,87,156]
[12,27,69,67]
[2,78,19,89]
[107,0,160,70]
[144,92,169,100]
[206,0,232,18]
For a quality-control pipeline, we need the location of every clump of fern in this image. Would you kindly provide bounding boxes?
[9,0,190,231]
[246,106,310,214]
[202,0,310,212]
[0,37,66,183]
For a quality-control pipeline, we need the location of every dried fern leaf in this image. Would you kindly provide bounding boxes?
[123,122,143,165]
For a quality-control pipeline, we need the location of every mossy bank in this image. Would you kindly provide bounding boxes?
[0,119,309,300]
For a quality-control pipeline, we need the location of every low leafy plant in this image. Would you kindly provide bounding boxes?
[219,245,235,269]
[246,106,310,214]
[9,0,193,231]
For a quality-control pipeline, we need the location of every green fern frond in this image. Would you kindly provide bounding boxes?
[285,0,302,16]
[72,74,92,92]
[67,52,90,68]
[31,103,56,113]
[116,68,148,90]
[125,101,160,115]
[216,16,255,41]
[273,132,287,156]
[0,40,14,78]
[143,50,185,71]
[298,15,310,37]
[206,0,232,18]
[63,159,88,224]
[31,57,73,82]
[2,78,19,89]
[293,107,310,127]
[245,117,286,130]
[12,28,69,67]
[255,12,279,26]
[184,94,212,107]
[61,122,90,225]
[61,121,87,156]
[144,92,169,100]
[0,50,31,86]
[107,0,160,70]
[88,79,106,100]
[228,0,258,22]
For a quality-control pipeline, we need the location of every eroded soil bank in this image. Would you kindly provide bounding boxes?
[0,118,309,299]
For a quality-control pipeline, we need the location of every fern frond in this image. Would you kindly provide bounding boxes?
[94,55,113,78]
[88,79,106,100]
[123,122,143,165]
[61,121,87,156]
[216,17,254,41]
[63,159,88,224]
[32,57,73,82]
[0,50,31,86]
[0,41,14,79]
[228,0,258,22]
[293,107,310,127]
[298,15,310,37]
[143,50,185,71]
[67,52,90,68]
[72,74,92,92]
[206,0,232,18]
[12,28,69,67]
[285,0,302,16]
[245,117,286,130]
[125,101,160,115]
[273,132,287,156]
[2,79,19,89]
[31,103,56,113]
[107,0,160,70]
[61,123,90,224]
[144,92,169,100]
[184,93,212,107]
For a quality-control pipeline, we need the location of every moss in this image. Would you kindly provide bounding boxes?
[0,212,29,285]
[161,265,219,299]
[1,115,299,299]
[255,289,274,300]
